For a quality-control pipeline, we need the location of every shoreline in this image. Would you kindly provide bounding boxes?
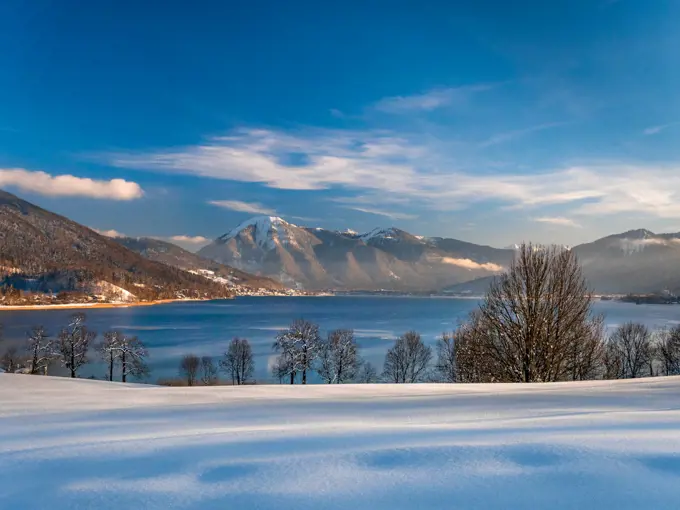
[0,298,206,312]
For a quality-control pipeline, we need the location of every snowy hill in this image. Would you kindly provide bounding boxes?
[1,374,679,509]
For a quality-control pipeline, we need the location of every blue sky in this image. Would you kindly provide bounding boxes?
[1,0,679,250]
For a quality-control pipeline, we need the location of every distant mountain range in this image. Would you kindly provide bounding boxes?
[197,216,515,291]
[3,190,680,299]
[198,217,680,295]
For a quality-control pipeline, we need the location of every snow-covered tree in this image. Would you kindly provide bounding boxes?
[26,325,53,375]
[99,331,122,382]
[201,356,218,385]
[54,313,95,378]
[98,331,149,382]
[220,337,254,385]
[273,319,321,384]
[118,336,149,382]
[382,331,432,383]
[318,329,360,384]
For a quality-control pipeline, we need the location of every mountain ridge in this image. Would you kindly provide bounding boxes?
[198,216,513,291]
[198,216,680,294]
[0,190,231,303]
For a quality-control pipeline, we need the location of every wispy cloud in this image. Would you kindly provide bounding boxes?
[208,199,277,215]
[0,168,143,200]
[373,84,495,113]
[345,206,418,221]
[533,216,581,228]
[103,128,680,220]
[170,235,210,244]
[643,122,679,136]
[479,122,568,147]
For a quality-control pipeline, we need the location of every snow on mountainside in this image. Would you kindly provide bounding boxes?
[1,374,680,510]
[198,217,511,291]
[218,216,296,251]
[116,236,283,291]
[198,216,680,294]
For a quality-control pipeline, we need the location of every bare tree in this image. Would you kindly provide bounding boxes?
[118,336,149,382]
[435,332,457,382]
[657,325,680,376]
[0,345,21,373]
[220,337,254,385]
[603,339,624,379]
[271,354,293,384]
[99,331,122,382]
[455,244,604,383]
[566,316,606,381]
[356,361,378,383]
[54,313,95,378]
[383,331,432,383]
[201,356,218,385]
[273,319,321,384]
[98,332,149,382]
[318,329,360,384]
[608,322,653,379]
[180,354,200,386]
[25,326,53,375]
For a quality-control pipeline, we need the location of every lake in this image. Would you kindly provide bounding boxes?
[2,296,680,383]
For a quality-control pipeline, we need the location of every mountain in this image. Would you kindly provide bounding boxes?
[198,216,514,290]
[574,229,680,294]
[0,190,230,302]
[447,229,680,295]
[116,236,283,290]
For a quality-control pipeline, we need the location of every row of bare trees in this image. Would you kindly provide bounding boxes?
[271,320,380,384]
[0,313,149,382]
[178,337,255,386]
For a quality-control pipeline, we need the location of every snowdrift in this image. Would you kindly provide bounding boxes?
[1,375,679,509]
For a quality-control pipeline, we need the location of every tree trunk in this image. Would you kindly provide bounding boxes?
[121,351,127,383]
[290,371,295,385]
[302,368,307,384]
[109,353,114,382]
[70,347,76,378]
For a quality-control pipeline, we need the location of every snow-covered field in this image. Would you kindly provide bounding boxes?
[1,375,679,509]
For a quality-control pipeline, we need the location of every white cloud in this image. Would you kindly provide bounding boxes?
[438,256,504,272]
[104,128,680,220]
[533,217,582,228]
[643,122,678,135]
[0,168,143,200]
[208,199,277,215]
[373,84,494,113]
[170,235,210,244]
[93,228,126,238]
[345,206,417,220]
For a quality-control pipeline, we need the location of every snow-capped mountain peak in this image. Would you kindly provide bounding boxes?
[219,216,296,250]
[359,227,400,243]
